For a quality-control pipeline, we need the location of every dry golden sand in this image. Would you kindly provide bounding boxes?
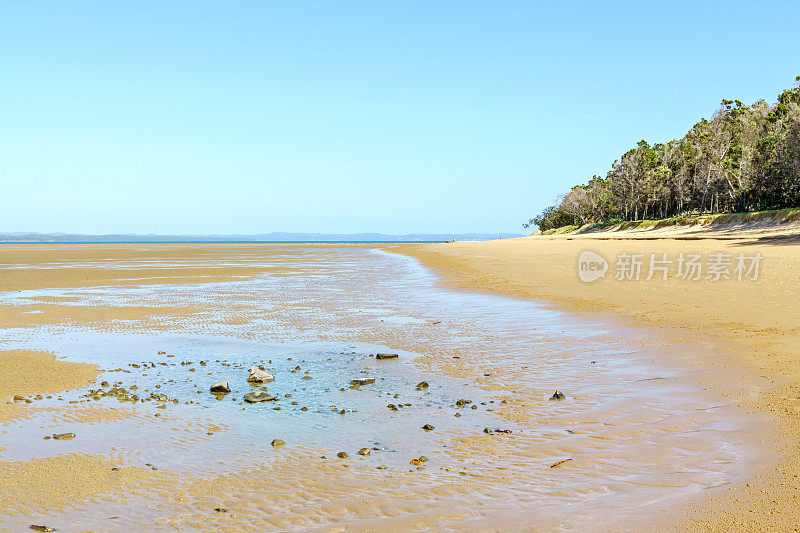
[0,239,796,530]
[0,350,98,422]
[393,232,800,531]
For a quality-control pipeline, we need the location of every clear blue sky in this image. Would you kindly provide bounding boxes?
[2,1,799,235]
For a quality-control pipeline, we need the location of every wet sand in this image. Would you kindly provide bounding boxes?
[0,350,98,422]
[395,233,800,531]
[0,241,792,530]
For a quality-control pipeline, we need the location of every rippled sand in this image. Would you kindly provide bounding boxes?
[0,243,780,531]
[399,235,800,531]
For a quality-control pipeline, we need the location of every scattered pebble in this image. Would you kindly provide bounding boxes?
[209,381,230,394]
[247,367,275,384]
[243,391,277,403]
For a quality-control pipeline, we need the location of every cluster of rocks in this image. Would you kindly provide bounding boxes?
[84,385,140,404]
[207,366,278,403]
[334,443,383,460]
[43,432,75,441]
[62,350,538,474]
[483,427,512,435]
[9,393,65,405]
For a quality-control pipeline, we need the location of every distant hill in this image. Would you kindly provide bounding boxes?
[0,232,523,243]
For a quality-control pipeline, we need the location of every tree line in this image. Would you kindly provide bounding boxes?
[525,77,800,231]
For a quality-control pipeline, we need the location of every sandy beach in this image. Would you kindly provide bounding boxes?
[397,231,800,531]
[0,237,797,531]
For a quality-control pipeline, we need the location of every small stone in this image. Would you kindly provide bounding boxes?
[550,391,566,401]
[214,507,228,513]
[247,367,274,384]
[418,456,429,463]
[210,381,230,394]
[375,353,398,360]
[337,451,349,458]
[415,381,429,389]
[52,433,75,440]
[29,526,55,532]
[422,424,434,431]
[410,459,421,465]
[271,439,285,448]
[243,391,277,403]
[358,448,371,456]
[350,378,375,386]
[387,404,398,411]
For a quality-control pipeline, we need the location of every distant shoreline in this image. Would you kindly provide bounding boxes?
[0,240,448,245]
[0,232,522,245]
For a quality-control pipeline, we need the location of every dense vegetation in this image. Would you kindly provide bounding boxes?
[526,77,800,231]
